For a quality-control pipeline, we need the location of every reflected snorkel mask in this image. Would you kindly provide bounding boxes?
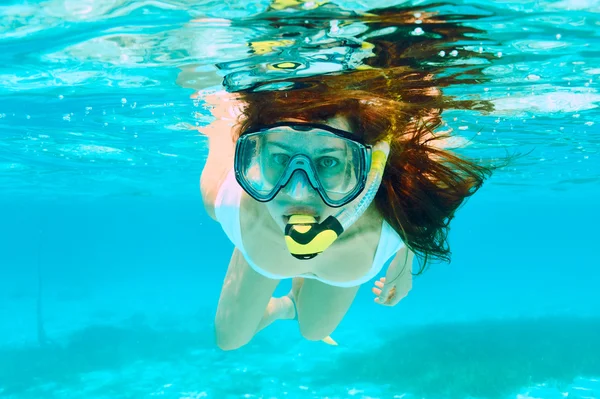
[234,122,391,260]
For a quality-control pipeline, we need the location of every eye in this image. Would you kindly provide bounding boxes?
[318,157,339,168]
[271,153,290,165]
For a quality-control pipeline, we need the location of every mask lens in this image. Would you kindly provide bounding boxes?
[236,134,278,198]
[235,126,367,205]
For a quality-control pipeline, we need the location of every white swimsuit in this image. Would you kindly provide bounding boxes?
[214,169,406,287]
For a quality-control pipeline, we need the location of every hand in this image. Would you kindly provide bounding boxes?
[371,261,412,307]
[372,277,399,306]
[372,248,414,306]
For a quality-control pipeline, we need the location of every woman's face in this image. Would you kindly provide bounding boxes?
[262,115,357,231]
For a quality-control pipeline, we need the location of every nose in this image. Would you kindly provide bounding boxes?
[282,170,312,201]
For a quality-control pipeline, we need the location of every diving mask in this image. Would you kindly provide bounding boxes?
[234,121,371,208]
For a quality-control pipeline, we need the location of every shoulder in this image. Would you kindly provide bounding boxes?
[337,202,384,244]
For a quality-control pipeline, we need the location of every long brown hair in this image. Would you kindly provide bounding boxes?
[224,4,512,272]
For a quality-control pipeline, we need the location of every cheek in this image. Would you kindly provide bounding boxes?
[321,207,336,219]
[265,199,282,215]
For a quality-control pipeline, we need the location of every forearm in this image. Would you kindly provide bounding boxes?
[391,251,413,300]
[376,247,414,305]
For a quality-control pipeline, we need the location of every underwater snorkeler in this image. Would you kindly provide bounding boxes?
[197,68,500,351]
[189,2,509,351]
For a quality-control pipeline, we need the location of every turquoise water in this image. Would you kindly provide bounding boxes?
[1,0,600,398]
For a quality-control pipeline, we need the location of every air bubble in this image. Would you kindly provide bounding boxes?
[411,27,424,36]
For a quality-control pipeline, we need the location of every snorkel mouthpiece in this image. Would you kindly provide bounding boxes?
[284,139,391,260]
[284,215,344,260]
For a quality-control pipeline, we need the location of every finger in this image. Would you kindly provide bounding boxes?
[380,277,386,282]
[372,287,382,296]
[375,280,384,289]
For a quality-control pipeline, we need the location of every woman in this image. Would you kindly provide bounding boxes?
[197,66,498,351]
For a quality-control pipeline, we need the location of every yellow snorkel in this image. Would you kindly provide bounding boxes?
[284,139,391,260]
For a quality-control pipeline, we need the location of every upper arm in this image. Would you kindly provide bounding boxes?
[198,112,240,220]
[196,91,245,221]
[200,150,232,221]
